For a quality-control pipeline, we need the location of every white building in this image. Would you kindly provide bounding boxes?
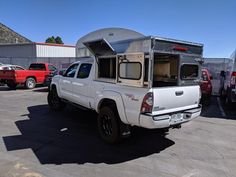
[0,43,76,68]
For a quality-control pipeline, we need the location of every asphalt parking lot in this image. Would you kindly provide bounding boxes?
[0,86,236,177]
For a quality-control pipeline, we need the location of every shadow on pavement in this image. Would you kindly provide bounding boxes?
[33,87,48,92]
[0,85,46,91]
[201,96,236,120]
[3,105,174,165]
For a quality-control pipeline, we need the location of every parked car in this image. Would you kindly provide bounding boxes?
[0,63,57,89]
[48,37,203,143]
[0,64,25,71]
[0,65,26,86]
[200,68,212,101]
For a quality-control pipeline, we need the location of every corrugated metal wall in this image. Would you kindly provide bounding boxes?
[36,44,75,58]
[0,44,36,58]
[0,57,79,69]
[0,43,77,68]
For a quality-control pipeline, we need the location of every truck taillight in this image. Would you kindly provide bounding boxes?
[230,72,236,86]
[14,73,17,78]
[141,92,153,113]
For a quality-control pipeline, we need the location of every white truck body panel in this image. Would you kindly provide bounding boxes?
[151,86,200,115]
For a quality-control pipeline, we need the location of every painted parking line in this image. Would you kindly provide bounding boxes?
[217,97,226,117]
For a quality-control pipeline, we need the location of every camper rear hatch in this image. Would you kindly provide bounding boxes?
[151,38,202,116]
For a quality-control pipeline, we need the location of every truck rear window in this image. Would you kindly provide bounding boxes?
[29,64,46,71]
[181,64,198,80]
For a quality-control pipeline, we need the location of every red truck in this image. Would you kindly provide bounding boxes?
[0,63,57,89]
[200,68,213,101]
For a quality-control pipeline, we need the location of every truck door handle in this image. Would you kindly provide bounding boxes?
[175,91,184,96]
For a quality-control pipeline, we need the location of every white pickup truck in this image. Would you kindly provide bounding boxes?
[48,36,203,143]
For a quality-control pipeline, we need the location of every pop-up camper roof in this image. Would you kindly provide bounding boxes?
[83,36,203,57]
[83,38,116,56]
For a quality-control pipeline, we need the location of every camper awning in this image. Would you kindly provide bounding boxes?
[83,39,116,56]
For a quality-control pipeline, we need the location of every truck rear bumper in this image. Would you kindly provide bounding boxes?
[139,105,201,129]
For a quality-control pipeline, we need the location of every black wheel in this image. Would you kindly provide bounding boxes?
[25,78,36,89]
[7,81,17,89]
[224,88,233,108]
[48,88,66,111]
[225,95,232,108]
[97,106,121,144]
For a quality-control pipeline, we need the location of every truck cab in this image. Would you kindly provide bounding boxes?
[48,36,203,143]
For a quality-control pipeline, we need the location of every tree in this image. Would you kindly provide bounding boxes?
[45,36,64,44]
[55,36,64,44]
[45,36,56,43]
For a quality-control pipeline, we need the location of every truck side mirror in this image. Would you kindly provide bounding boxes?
[210,76,213,80]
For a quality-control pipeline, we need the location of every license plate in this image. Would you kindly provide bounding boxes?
[171,113,183,124]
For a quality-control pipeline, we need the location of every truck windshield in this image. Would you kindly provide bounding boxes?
[29,64,46,71]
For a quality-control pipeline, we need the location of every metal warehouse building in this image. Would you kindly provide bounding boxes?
[0,23,76,69]
[0,43,76,69]
[0,42,75,58]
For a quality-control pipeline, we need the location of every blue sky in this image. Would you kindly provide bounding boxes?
[0,0,235,58]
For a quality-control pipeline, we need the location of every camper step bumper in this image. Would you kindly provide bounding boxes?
[139,105,202,129]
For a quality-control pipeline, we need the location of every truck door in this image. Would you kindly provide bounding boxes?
[117,53,145,87]
[59,63,79,100]
[72,63,93,108]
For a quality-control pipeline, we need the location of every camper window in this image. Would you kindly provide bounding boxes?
[119,62,141,80]
[98,57,116,79]
[153,54,179,87]
[181,64,198,80]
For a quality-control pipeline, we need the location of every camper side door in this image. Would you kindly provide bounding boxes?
[117,53,145,87]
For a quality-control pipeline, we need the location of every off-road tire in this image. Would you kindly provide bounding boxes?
[97,106,121,144]
[48,87,66,111]
[7,81,17,90]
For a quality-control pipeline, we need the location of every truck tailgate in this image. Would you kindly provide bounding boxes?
[152,85,200,115]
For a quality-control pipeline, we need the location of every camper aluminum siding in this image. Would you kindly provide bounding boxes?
[109,36,203,55]
[77,36,203,58]
[83,36,203,88]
